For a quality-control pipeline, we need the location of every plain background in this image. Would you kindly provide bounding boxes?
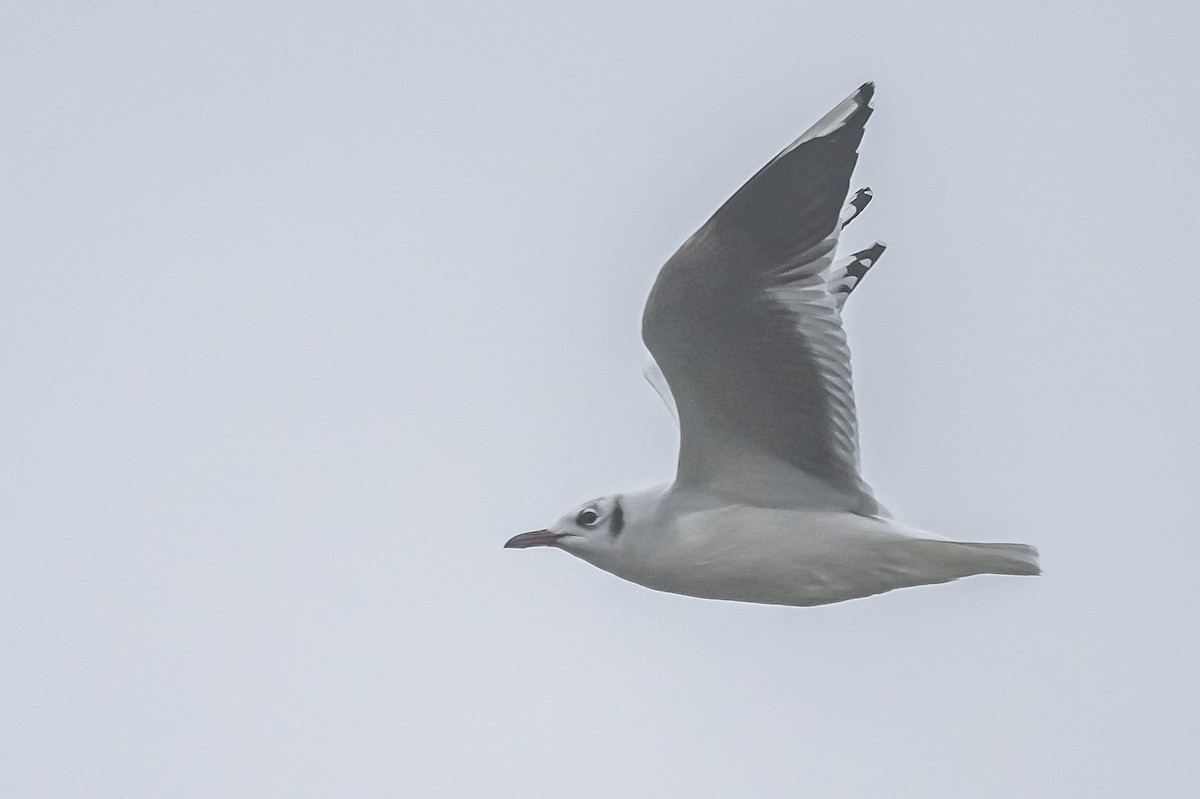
[3,1,1198,796]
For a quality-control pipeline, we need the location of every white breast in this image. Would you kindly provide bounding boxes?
[614,502,971,606]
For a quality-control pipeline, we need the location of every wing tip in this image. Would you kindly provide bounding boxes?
[842,187,875,225]
[780,82,876,157]
[835,81,875,137]
[834,242,888,302]
[853,82,875,124]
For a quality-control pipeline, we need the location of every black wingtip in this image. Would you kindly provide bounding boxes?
[842,187,874,226]
[845,242,887,282]
[847,83,875,131]
[861,240,886,259]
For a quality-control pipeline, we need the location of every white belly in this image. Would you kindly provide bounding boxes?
[614,506,974,607]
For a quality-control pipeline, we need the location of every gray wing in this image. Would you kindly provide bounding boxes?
[642,83,882,514]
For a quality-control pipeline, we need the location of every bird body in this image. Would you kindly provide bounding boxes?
[506,83,1040,606]
[530,485,1038,607]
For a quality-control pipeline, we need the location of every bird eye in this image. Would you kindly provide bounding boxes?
[575,507,601,527]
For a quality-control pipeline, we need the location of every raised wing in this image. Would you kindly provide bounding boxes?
[642,83,882,514]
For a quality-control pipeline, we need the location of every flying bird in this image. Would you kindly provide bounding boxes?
[505,83,1040,606]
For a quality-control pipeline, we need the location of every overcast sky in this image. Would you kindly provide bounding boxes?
[3,1,1199,796]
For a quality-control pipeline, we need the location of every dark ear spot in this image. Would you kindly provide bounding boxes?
[610,497,625,535]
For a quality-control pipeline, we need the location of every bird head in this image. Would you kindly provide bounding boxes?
[504,495,626,557]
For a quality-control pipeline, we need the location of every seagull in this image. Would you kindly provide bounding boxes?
[505,83,1040,606]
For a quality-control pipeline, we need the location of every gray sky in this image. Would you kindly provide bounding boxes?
[3,1,1198,796]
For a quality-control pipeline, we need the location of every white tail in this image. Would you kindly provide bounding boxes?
[951,541,1041,576]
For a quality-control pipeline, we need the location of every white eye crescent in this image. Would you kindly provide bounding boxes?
[575,507,601,527]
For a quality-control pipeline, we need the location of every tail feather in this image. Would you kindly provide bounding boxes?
[952,541,1041,576]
